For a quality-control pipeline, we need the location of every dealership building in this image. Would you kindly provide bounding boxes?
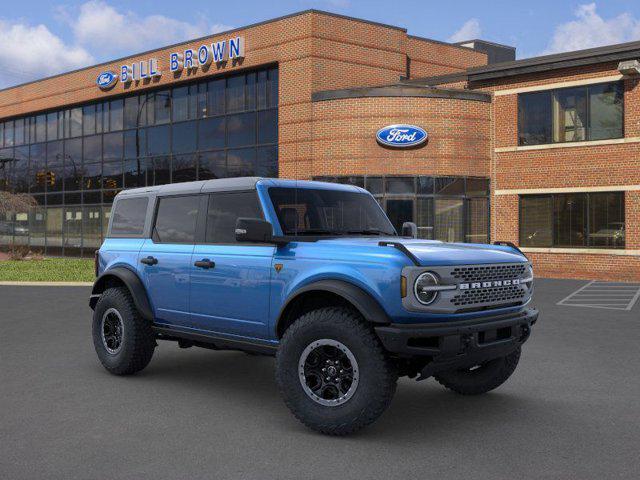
[0,10,639,280]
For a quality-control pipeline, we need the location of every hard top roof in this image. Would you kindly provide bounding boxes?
[115,177,365,198]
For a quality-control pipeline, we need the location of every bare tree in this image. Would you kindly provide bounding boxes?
[0,191,37,216]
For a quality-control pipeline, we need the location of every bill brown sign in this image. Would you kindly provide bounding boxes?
[96,36,245,89]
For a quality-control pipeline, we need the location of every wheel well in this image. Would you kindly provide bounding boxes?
[93,274,127,294]
[276,290,361,338]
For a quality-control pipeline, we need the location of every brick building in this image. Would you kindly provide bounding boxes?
[0,10,638,281]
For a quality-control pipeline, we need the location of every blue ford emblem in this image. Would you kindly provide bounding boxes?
[96,71,118,90]
[376,124,428,148]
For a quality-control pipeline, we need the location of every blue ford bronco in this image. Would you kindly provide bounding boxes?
[90,177,537,435]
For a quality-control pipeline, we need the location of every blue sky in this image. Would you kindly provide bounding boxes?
[1,0,640,88]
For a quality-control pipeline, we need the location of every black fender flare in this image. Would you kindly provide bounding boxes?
[276,280,390,336]
[89,267,153,321]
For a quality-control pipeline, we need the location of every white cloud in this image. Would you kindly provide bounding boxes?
[68,1,232,57]
[0,20,93,88]
[448,18,481,43]
[543,3,640,54]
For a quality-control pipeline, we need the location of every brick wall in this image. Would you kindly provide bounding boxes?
[406,37,487,79]
[299,95,491,179]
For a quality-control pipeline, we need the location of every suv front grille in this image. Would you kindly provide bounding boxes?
[451,264,527,283]
[451,285,526,307]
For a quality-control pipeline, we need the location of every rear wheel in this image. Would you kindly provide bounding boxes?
[276,307,397,435]
[92,287,156,375]
[434,347,521,395]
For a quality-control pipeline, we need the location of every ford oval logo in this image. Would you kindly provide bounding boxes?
[376,124,428,148]
[96,71,118,90]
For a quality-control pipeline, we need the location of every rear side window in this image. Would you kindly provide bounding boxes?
[109,197,148,236]
[153,195,200,244]
[205,192,263,243]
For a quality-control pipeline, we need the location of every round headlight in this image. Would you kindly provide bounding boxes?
[414,272,439,305]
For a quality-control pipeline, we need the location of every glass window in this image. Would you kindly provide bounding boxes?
[46,141,64,193]
[435,198,464,243]
[124,129,145,158]
[589,83,623,141]
[466,178,490,196]
[103,132,123,160]
[553,87,587,143]
[69,108,83,137]
[519,82,623,145]
[83,205,103,248]
[154,91,171,124]
[147,125,170,155]
[257,109,277,144]
[205,192,263,243]
[466,197,488,243]
[124,96,139,129]
[227,112,256,147]
[435,177,464,195]
[269,187,395,236]
[14,118,26,145]
[208,79,225,116]
[386,177,414,194]
[365,177,383,195]
[256,146,278,177]
[35,115,46,143]
[172,121,197,154]
[82,160,101,192]
[102,160,123,190]
[520,196,553,247]
[109,197,148,236]
[153,195,199,243]
[246,72,256,110]
[172,154,197,183]
[257,70,268,110]
[13,146,29,193]
[268,68,279,108]
[172,86,189,122]
[417,176,434,195]
[28,143,46,193]
[83,135,102,163]
[518,91,552,146]
[124,158,148,188]
[227,148,256,177]
[588,192,625,248]
[198,117,225,150]
[151,156,171,186]
[226,75,245,113]
[198,151,226,180]
[416,197,433,239]
[520,193,624,248]
[96,103,104,134]
[196,83,207,118]
[83,106,96,136]
[386,199,413,233]
[109,99,124,131]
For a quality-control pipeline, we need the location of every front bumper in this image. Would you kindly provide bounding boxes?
[375,308,538,379]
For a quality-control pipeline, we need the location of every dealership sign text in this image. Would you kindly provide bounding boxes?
[376,124,428,148]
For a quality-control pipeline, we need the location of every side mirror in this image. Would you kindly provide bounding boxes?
[235,218,273,243]
[401,222,418,238]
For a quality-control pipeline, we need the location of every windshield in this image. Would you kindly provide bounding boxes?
[268,187,396,236]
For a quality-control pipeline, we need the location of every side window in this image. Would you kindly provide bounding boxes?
[109,197,148,236]
[153,195,200,244]
[205,192,263,243]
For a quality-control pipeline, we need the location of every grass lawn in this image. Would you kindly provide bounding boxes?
[0,258,94,282]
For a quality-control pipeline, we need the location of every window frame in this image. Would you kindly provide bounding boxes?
[517,81,624,146]
[518,192,625,249]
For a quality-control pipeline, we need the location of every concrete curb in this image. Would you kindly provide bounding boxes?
[0,281,93,287]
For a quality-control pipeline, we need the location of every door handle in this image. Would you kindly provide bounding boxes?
[194,259,215,269]
[140,256,158,266]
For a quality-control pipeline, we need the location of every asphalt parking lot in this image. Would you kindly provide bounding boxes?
[1,279,639,480]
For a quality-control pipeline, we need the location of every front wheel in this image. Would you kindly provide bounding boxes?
[276,307,397,436]
[434,347,521,395]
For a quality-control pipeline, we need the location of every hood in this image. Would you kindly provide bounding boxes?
[315,237,527,266]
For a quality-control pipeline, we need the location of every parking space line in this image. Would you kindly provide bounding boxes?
[557,281,640,310]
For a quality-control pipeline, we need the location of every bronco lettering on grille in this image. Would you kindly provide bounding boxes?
[459,279,521,290]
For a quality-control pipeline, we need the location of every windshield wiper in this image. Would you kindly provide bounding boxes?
[290,228,346,236]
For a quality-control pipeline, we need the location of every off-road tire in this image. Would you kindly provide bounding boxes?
[276,307,397,436]
[92,287,156,375]
[434,347,521,395]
